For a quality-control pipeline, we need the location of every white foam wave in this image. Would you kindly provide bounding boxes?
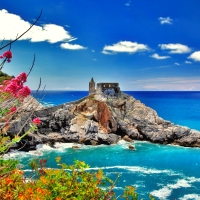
[4,139,141,159]
[26,150,43,156]
[167,179,191,190]
[23,169,33,172]
[3,142,111,160]
[36,144,55,151]
[117,140,130,145]
[36,143,85,152]
[3,151,29,159]
[87,165,172,175]
[179,194,200,200]
[187,176,200,183]
[151,187,172,200]
[54,142,76,149]
[113,186,123,190]
[151,177,200,199]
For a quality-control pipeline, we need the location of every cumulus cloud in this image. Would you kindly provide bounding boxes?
[185,61,192,64]
[159,43,191,54]
[60,43,86,50]
[175,62,180,65]
[188,51,200,62]
[0,9,86,49]
[102,41,149,54]
[151,53,170,60]
[158,17,173,24]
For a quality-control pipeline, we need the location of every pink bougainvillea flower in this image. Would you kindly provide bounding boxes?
[3,51,12,59]
[17,86,31,98]
[3,80,10,86]
[16,72,27,83]
[4,81,19,95]
[0,51,12,62]
[32,118,41,125]
[14,72,27,88]
[8,106,17,114]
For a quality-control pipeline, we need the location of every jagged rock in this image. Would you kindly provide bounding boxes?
[82,112,94,119]
[7,120,22,137]
[173,126,190,139]
[60,127,65,134]
[6,92,200,151]
[89,121,98,133]
[128,145,135,150]
[108,134,121,144]
[91,140,98,145]
[70,124,80,133]
[123,135,133,142]
[84,120,91,134]
[126,127,141,139]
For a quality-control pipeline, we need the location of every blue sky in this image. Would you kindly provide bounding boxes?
[1,0,200,91]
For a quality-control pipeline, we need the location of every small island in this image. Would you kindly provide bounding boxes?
[6,78,200,151]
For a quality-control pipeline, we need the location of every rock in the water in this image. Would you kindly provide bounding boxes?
[128,145,135,150]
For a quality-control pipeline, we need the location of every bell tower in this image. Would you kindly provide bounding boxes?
[89,77,96,94]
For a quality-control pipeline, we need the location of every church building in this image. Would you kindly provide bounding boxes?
[89,78,121,97]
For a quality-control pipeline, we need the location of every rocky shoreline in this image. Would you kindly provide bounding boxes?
[5,92,200,151]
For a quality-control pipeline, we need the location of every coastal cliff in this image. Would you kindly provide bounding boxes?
[6,92,200,151]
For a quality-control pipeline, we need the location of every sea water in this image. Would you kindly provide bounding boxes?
[13,91,200,199]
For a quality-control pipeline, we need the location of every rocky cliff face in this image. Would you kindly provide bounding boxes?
[6,93,200,151]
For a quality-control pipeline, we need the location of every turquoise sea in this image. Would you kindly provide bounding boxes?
[7,91,200,199]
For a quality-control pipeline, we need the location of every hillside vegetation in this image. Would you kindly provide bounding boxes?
[0,71,13,84]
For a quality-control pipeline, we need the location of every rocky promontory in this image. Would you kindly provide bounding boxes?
[5,92,200,151]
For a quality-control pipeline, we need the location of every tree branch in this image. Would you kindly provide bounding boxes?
[27,54,35,77]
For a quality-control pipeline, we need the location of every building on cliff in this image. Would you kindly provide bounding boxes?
[89,77,96,94]
[89,78,121,97]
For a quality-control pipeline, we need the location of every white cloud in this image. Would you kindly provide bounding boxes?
[185,61,192,64]
[0,9,86,49]
[175,62,180,65]
[102,41,149,54]
[60,43,86,50]
[188,51,200,62]
[159,43,191,54]
[151,53,170,60]
[158,17,173,24]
